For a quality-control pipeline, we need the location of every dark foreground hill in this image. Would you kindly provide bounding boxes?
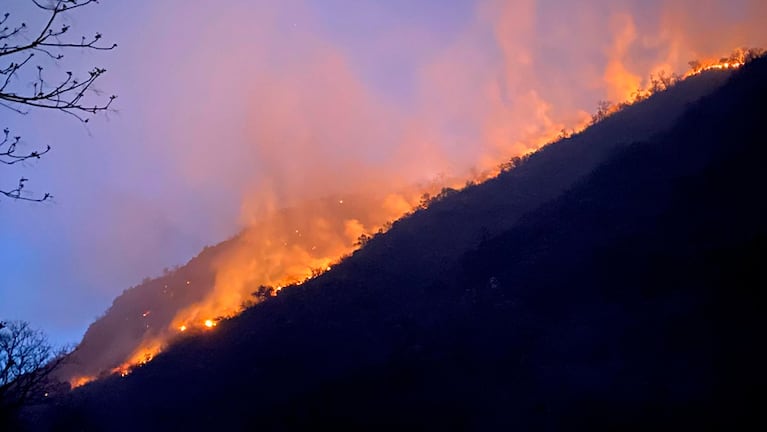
[24,58,767,430]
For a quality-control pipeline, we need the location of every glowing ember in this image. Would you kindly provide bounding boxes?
[204,319,215,328]
[179,325,187,332]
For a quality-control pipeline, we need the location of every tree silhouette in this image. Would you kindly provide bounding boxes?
[0,320,69,426]
[591,100,614,124]
[1,0,116,202]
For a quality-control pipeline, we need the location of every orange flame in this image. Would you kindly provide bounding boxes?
[70,375,95,389]
[684,48,763,78]
[107,338,164,379]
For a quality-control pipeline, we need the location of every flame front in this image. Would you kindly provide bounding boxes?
[167,191,425,335]
[684,48,760,78]
[70,376,95,389]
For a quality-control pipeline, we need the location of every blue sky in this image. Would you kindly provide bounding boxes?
[1,0,765,347]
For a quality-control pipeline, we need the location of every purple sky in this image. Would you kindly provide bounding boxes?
[1,0,765,347]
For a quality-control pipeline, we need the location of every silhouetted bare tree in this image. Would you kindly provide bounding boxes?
[0,320,69,425]
[744,47,765,63]
[1,0,116,202]
[591,100,614,124]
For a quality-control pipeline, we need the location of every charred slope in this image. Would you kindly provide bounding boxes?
[29,60,767,430]
[62,69,732,383]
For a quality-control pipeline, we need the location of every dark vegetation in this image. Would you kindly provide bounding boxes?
[19,58,767,430]
[0,321,68,428]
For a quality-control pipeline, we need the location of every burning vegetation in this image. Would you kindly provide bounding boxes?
[686,48,764,77]
[586,48,763,127]
[58,47,764,389]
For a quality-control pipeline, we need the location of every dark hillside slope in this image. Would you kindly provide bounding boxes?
[63,69,732,383]
[27,60,766,431]
[448,57,767,429]
[345,70,733,289]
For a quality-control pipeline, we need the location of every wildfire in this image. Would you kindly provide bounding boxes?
[105,339,165,380]
[684,48,762,79]
[685,60,744,78]
[61,46,764,387]
[573,48,764,140]
[70,375,95,389]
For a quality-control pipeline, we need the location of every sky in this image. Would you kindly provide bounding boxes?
[1,0,765,348]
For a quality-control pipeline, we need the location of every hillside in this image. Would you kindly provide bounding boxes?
[59,68,733,385]
[55,192,402,384]
[24,58,766,430]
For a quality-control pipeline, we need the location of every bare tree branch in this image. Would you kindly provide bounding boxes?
[0,177,52,202]
[1,127,53,202]
[1,128,51,166]
[1,0,116,202]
